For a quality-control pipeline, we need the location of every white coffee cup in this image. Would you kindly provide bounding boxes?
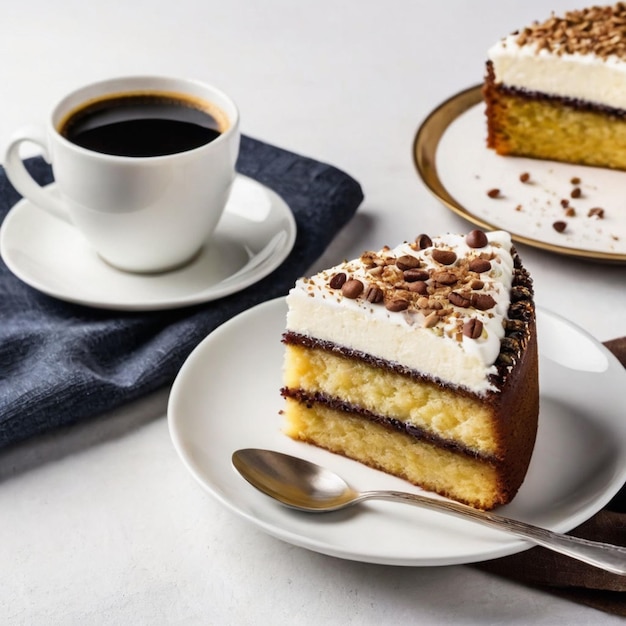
[4,76,240,273]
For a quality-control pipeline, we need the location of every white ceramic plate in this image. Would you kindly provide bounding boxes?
[413,85,626,262]
[0,175,296,311]
[168,297,626,566]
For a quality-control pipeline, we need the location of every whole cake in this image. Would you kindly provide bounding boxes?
[484,3,626,170]
[281,230,538,510]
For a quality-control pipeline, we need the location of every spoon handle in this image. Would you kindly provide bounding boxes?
[358,490,626,576]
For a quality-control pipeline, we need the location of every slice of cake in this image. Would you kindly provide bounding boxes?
[484,3,626,170]
[281,230,538,510]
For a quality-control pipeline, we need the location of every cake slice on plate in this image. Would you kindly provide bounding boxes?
[281,230,538,510]
[484,3,626,170]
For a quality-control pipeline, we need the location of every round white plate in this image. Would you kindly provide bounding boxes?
[0,175,296,311]
[168,297,626,566]
[413,85,626,262]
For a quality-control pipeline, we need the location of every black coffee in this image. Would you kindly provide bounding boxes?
[59,92,226,157]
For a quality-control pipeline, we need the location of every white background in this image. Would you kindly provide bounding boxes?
[1,1,624,624]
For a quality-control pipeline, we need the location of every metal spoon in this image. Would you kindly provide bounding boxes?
[232,448,626,576]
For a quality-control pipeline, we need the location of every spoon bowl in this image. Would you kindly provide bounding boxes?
[232,448,626,576]
[232,446,358,511]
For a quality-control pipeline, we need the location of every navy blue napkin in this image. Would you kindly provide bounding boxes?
[0,136,363,448]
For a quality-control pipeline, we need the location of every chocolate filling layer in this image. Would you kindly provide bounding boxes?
[281,387,499,464]
[499,84,626,118]
[282,330,471,394]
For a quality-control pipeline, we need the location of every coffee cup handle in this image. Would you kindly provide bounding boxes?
[4,126,72,224]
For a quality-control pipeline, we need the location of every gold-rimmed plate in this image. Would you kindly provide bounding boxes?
[413,85,626,263]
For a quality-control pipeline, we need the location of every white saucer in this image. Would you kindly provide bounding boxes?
[168,297,626,566]
[0,175,296,310]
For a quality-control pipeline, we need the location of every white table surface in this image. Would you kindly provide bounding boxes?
[1,1,625,624]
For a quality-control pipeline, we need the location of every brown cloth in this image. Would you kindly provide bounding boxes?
[474,336,626,616]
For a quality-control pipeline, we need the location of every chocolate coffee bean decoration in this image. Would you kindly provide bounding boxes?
[329,272,347,289]
[341,279,364,299]
[466,230,489,248]
[431,249,457,265]
[463,318,483,339]
[469,258,491,273]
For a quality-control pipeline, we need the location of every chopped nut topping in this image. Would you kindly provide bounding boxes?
[515,4,626,60]
[516,2,626,59]
[423,312,439,328]
[487,188,501,198]
[571,187,582,199]
[519,172,530,183]
[588,207,605,219]
[552,220,567,233]
[360,251,380,268]
[314,231,529,340]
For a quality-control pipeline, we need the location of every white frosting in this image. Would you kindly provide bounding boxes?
[488,35,626,110]
[286,231,515,395]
